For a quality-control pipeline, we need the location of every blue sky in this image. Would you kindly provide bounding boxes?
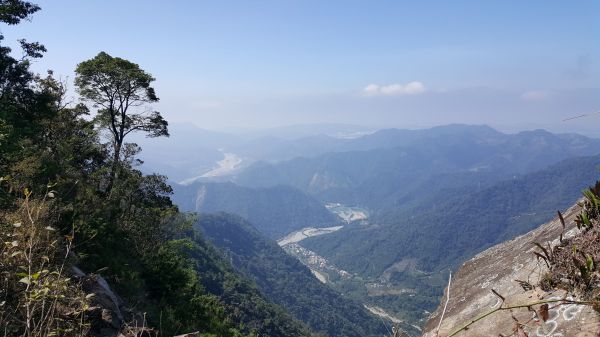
[3,1,600,134]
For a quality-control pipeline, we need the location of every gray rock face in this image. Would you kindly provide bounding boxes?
[422,203,600,337]
[72,267,155,337]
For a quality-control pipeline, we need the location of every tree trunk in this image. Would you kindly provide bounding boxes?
[106,141,121,194]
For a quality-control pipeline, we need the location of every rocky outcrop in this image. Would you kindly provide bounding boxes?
[72,267,155,337]
[422,203,600,337]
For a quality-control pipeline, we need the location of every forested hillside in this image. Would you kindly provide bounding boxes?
[0,3,314,336]
[195,213,387,337]
[174,182,339,238]
[304,154,600,276]
[299,154,600,324]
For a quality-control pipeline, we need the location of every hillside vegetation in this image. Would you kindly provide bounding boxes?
[0,3,313,336]
[300,154,600,323]
[195,213,387,337]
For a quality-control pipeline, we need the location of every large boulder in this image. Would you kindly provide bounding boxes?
[422,203,600,337]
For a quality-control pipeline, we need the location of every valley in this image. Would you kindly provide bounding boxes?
[325,203,369,223]
[180,151,244,184]
[204,152,244,177]
[277,202,432,333]
[4,3,598,337]
[277,225,344,246]
[168,124,600,333]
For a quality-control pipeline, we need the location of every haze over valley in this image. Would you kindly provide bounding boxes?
[3,1,600,336]
[163,123,600,331]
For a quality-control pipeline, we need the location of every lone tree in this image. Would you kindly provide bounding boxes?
[75,52,168,192]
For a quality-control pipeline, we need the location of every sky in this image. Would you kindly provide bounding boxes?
[3,1,600,134]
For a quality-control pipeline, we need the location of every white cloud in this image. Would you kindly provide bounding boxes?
[362,81,427,96]
[521,90,549,101]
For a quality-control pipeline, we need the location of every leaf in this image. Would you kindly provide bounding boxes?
[583,189,595,202]
[13,222,21,228]
[586,254,595,272]
[85,293,95,299]
[515,279,534,291]
[539,304,549,322]
[18,276,31,285]
[533,242,550,261]
[557,210,565,229]
[534,252,550,268]
[581,211,591,227]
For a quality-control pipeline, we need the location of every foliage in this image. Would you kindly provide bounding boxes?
[539,181,600,304]
[185,228,312,337]
[0,4,311,336]
[0,190,89,337]
[195,213,387,337]
[575,180,600,231]
[75,51,168,192]
[0,0,39,25]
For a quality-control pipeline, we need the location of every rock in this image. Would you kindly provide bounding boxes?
[72,267,154,337]
[79,272,125,337]
[422,203,600,336]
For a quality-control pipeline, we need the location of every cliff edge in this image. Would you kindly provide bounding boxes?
[422,202,600,337]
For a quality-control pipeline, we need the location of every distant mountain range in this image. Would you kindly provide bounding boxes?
[234,125,600,208]
[166,124,600,328]
[139,123,600,186]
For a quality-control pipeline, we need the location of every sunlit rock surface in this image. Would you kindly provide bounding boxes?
[422,203,600,337]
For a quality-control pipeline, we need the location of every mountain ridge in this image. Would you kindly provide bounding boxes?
[194,213,388,337]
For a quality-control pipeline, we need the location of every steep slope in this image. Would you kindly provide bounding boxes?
[303,154,600,277]
[184,230,312,337]
[297,154,600,327]
[422,203,600,336]
[194,213,388,337]
[173,182,339,239]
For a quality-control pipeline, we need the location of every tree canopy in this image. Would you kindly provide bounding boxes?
[0,4,310,336]
[0,0,39,25]
[75,51,168,191]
